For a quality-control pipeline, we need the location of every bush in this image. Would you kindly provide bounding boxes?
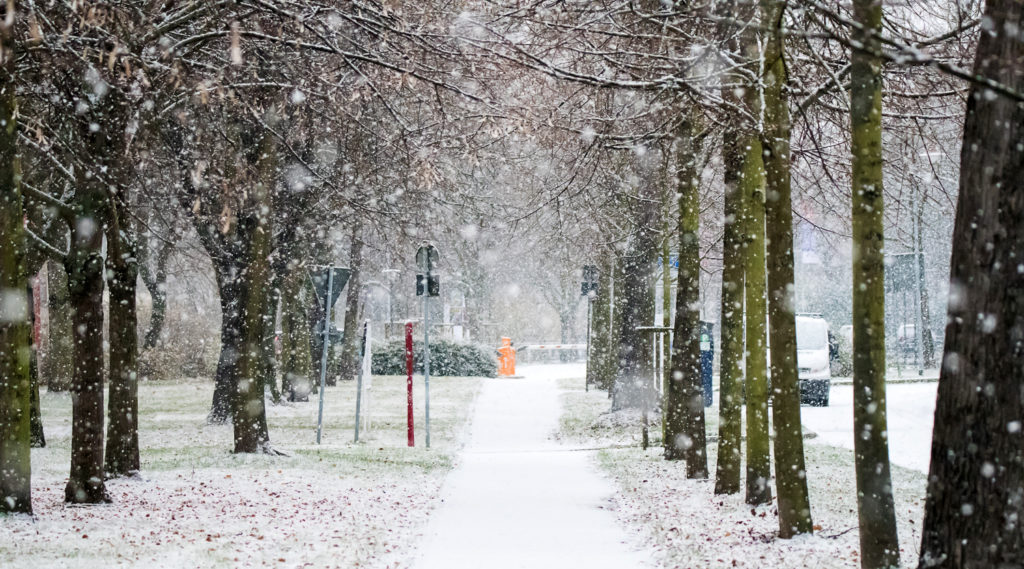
[371,339,497,378]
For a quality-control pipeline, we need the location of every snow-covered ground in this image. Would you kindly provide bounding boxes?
[3,362,938,569]
[802,383,938,473]
[1,374,482,569]
[553,365,929,569]
[414,363,651,569]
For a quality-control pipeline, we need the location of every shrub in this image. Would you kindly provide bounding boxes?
[371,339,497,378]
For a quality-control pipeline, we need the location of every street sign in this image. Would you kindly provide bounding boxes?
[416,244,440,298]
[581,264,598,296]
[416,244,440,273]
[311,267,351,309]
[414,244,440,448]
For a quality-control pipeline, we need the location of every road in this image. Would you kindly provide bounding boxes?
[801,382,939,473]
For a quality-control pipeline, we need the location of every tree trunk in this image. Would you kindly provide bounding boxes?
[761,0,813,537]
[0,61,33,512]
[919,3,1024,565]
[742,133,773,507]
[915,204,936,368]
[589,255,615,392]
[104,197,140,477]
[233,224,272,453]
[665,116,708,478]
[281,269,313,402]
[27,282,44,448]
[850,0,900,565]
[64,186,110,504]
[43,259,74,392]
[612,182,659,412]
[716,123,745,494]
[210,268,244,423]
[231,133,277,454]
[338,222,364,384]
[141,239,171,350]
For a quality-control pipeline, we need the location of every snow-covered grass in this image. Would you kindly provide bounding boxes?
[558,380,928,569]
[1,374,482,569]
[556,375,719,448]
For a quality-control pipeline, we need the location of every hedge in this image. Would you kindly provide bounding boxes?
[371,339,497,378]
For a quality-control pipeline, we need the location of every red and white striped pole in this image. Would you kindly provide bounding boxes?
[405,321,415,447]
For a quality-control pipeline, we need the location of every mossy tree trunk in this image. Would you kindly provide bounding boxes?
[919,2,1024,565]
[850,0,900,565]
[742,134,773,506]
[761,0,813,537]
[665,116,708,478]
[714,1,757,493]
[0,41,33,512]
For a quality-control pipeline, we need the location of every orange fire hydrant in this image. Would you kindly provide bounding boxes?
[497,337,516,377]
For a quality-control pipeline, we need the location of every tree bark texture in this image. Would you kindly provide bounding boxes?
[64,185,110,504]
[716,125,745,494]
[919,2,1024,566]
[0,60,33,513]
[850,0,900,565]
[104,195,140,477]
[761,0,813,537]
[665,116,709,478]
[232,134,276,454]
[27,282,44,448]
[742,135,773,506]
[612,181,660,412]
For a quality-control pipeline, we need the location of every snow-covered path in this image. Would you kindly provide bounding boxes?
[414,364,650,569]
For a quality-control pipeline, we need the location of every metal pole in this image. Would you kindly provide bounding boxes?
[406,321,415,446]
[912,199,926,375]
[585,298,592,392]
[424,292,432,449]
[316,266,334,444]
[354,322,366,443]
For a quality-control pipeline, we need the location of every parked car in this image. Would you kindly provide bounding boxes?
[796,314,831,406]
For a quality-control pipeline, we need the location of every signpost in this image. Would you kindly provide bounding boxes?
[416,244,440,449]
[311,265,351,444]
[353,320,369,443]
[405,322,415,446]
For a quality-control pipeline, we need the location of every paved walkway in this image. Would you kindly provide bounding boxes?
[414,365,650,569]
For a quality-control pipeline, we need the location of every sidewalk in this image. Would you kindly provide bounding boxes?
[414,365,651,569]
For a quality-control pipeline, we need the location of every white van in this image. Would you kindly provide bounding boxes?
[795,315,831,406]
